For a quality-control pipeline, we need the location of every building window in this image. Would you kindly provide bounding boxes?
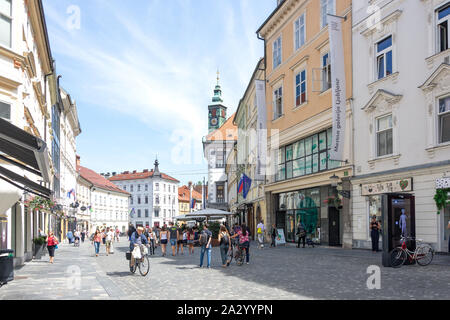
[154,209,159,218]
[216,184,225,203]
[163,195,166,205]
[155,195,159,205]
[320,0,335,29]
[376,114,393,157]
[145,196,148,204]
[145,184,148,191]
[216,149,225,168]
[273,86,283,120]
[439,96,450,143]
[137,209,141,218]
[294,13,306,50]
[276,129,340,182]
[322,53,331,91]
[155,183,159,191]
[130,185,134,192]
[437,3,450,53]
[0,101,10,121]
[145,209,149,218]
[163,209,166,217]
[137,184,141,192]
[0,0,12,48]
[130,197,133,205]
[376,36,393,80]
[137,196,141,204]
[295,69,307,106]
[123,185,127,191]
[273,36,282,69]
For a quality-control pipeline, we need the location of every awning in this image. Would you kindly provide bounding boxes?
[0,118,51,182]
[185,208,233,218]
[0,165,51,198]
[0,179,21,216]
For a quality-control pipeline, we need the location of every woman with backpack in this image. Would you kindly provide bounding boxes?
[218,225,231,268]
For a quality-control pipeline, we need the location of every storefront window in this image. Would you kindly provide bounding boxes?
[368,195,382,219]
[279,193,287,210]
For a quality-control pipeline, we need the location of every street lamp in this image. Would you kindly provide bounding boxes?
[330,174,340,187]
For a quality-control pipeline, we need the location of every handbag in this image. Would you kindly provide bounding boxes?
[55,244,58,250]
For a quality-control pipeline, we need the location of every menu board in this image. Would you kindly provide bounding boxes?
[275,228,286,245]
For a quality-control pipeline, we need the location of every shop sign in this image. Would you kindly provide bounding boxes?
[361,178,413,196]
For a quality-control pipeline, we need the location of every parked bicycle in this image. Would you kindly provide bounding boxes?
[390,236,434,268]
[127,244,150,276]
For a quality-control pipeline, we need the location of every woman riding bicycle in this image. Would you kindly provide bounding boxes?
[231,223,250,265]
[129,227,148,269]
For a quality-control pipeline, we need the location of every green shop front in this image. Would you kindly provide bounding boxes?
[265,127,353,247]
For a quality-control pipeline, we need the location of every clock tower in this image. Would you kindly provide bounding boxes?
[208,71,227,133]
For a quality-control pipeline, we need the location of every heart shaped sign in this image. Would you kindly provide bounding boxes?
[399,180,409,190]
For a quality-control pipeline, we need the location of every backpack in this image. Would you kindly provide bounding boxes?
[221,233,229,245]
[199,231,209,246]
[257,227,262,234]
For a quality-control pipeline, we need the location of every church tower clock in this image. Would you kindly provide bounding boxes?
[208,71,227,133]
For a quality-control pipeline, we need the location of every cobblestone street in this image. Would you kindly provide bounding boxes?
[1,238,449,300]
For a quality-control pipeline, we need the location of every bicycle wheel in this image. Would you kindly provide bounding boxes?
[236,250,244,266]
[139,255,150,276]
[416,244,434,266]
[390,248,406,268]
[129,259,137,274]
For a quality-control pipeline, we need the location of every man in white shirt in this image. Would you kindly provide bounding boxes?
[256,220,265,249]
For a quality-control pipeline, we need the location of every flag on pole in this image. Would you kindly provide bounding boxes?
[191,198,196,209]
[67,188,76,200]
[238,174,252,199]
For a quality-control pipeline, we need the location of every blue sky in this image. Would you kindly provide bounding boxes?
[42,0,275,186]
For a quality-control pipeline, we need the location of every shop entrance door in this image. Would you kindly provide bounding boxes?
[276,211,286,231]
[328,207,340,246]
[381,193,416,267]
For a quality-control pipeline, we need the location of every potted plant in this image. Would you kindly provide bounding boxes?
[324,196,342,210]
[32,236,47,259]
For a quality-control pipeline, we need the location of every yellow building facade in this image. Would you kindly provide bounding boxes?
[257,0,354,247]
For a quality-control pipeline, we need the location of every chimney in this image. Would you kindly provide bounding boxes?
[76,155,80,167]
[112,172,116,176]
[133,170,137,174]
[124,171,129,174]
[143,169,148,173]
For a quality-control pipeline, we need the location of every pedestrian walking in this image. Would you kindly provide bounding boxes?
[187,228,195,254]
[270,224,277,248]
[218,225,231,268]
[46,232,59,264]
[199,223,212,268]
[181,227,188,255]
[370,215,381,252]
[127,224,136,241]
[92,229,102,257]
[147,227,156,255]
[296,219,307,248]
[81,229,86,243]
[159,225,169,256]
[168,222,178,256]
[105,227,114,256]
[177,225,184,255]
[115,227,120,242]
[256,220,265,249]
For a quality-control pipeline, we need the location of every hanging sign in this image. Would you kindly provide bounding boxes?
[328,14,347,161]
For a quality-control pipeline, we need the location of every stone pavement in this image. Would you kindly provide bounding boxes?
[0,238,449,300]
